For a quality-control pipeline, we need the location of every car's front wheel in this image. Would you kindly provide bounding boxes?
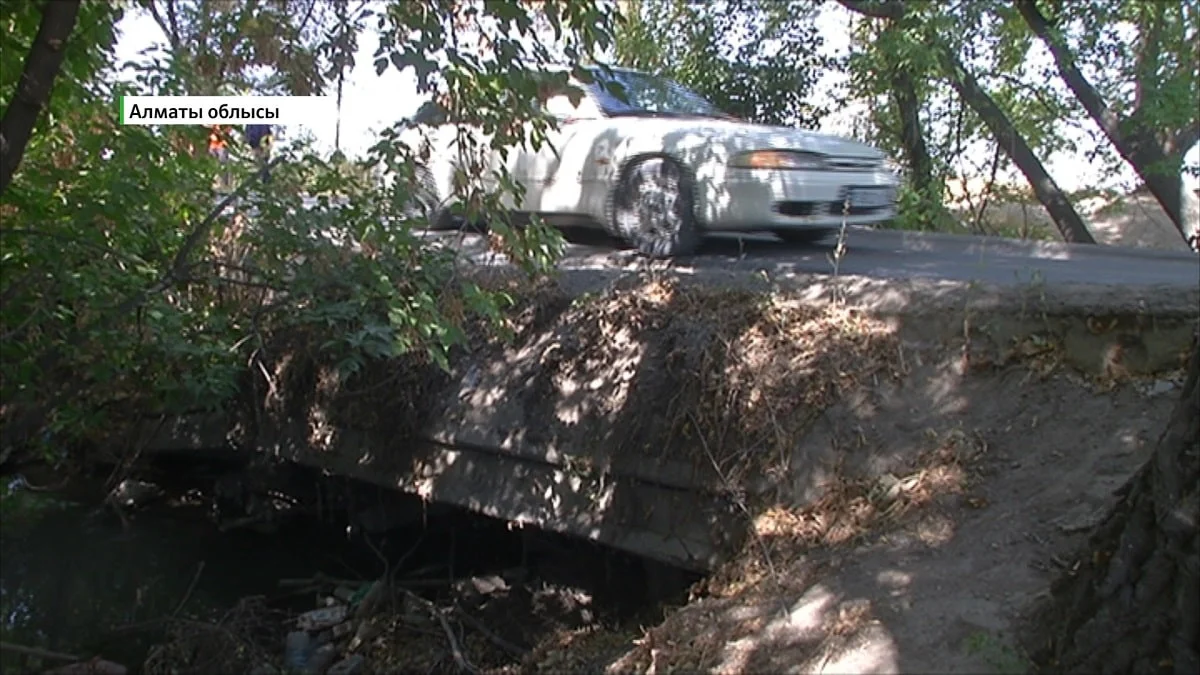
[609,157,700,257]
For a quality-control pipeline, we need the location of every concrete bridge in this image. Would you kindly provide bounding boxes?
[136,253,1200,571]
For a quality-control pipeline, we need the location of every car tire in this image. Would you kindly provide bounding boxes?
[775,228,835,244]
[609,156,701,257]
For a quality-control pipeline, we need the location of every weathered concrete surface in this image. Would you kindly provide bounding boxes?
[139,240,1199,572]
[144,413,740,571]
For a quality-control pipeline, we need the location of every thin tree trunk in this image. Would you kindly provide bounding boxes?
[1015,0,1198,242]
[837,0,1095,243]
[334,0,347,153]
[892,67,936,197]
[938,47,1096,244]
[334,72,344,153]
[1035,338,1200,674]
[0,0,82,197]
[843,0,937,194]
[887,34,957,230]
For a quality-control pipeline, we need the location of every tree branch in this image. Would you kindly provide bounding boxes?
[295,0,320,36]
[1014,0,1123,143]
[165,0,182,48]
[141,0,181,51]
[835,0,904,20]
[0,0,82,196]
[1016,0,1193,237]
[937,41,1095,243]
[111,158,285,317]
[1130,0,1164,118]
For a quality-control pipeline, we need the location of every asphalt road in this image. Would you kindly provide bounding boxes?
[432,226,1199,289]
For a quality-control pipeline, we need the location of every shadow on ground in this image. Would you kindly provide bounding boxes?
[593,350,1179,674]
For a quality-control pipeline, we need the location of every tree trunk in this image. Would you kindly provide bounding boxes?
[1127,131,1196,240]
[937,47,1096,244]
[892,67,936,199]
[1036,337,1200,674]
[837,0,1096,244]
[884,22,957,230]
[0,0,82,197]
[1015,0,1198,242]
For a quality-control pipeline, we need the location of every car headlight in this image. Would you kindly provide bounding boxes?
[730,150,826,170]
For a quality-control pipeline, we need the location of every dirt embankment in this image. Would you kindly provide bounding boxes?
[147,269,1197,674]
[584,361,1183,674]
[477,281,1192,675]
[500,281,1192,674]
[220,272,907,570]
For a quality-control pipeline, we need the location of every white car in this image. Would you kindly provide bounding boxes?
[404,66,900,257]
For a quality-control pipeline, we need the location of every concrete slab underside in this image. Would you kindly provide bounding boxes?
[143,413,742,571]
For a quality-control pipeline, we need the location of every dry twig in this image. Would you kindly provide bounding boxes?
[398,588,480,674]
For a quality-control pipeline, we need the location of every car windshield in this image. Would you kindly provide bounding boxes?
[585,68,726,118]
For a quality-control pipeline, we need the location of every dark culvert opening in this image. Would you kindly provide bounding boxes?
[2,454,704,673]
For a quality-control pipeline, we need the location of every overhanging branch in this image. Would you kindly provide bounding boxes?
[0,0,82,196]
[836,0,904,21]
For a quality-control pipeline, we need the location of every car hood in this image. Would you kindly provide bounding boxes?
[607,116,886,160]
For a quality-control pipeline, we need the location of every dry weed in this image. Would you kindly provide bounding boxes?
[530,278,903,489]
[702,427,987,598]
[596,428,990,675]
[143,597,287,675]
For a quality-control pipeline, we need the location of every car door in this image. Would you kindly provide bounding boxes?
[405,101,524,218]
[514,89,606,213]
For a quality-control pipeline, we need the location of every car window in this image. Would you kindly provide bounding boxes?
[584,68,724,118]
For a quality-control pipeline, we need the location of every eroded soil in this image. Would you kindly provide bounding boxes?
[561,360,1182,674]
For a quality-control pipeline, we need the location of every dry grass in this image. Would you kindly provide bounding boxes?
[592,427,989,675]
[519,277,905,488]
[702,427,987,598]
[235,274,904,499]
[143,597,287,675]
[517,624,645,675]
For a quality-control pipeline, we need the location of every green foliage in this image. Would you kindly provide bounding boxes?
[838,0,1194,233]
[843,2,963,227]
[613,0,830,127]
[0,0,618,453]
[891,183,957,232]
[139,0,354,95]
[0,480,72,531]
[1038,0,1200,180]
